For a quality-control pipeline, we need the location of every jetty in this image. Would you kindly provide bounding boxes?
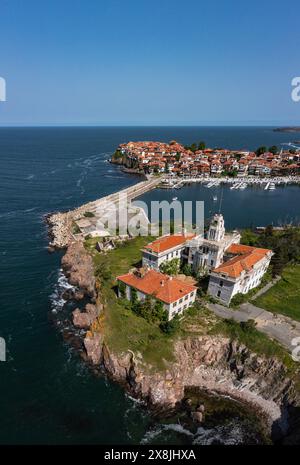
[48,177,160,248]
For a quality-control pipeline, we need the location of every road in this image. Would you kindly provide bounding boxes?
[207,301,300,354]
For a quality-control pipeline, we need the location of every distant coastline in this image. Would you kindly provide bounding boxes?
[273,127,300,133]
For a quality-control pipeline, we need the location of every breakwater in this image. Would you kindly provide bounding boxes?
[47,177,161,248]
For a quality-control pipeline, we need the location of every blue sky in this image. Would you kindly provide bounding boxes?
[0,0,299,126]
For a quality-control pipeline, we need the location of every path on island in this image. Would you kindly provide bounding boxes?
[207,301,300,353]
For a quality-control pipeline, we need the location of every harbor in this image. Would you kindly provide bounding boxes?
[159,175,300,191]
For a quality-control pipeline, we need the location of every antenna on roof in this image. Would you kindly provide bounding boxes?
[218,185,224,213]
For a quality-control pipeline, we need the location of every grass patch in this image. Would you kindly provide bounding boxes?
[253,265,300,321]
[87,236,176,371]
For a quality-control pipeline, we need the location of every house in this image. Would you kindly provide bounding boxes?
[141,233,195,270]
[117,268,197,320]
[207,244,273,305]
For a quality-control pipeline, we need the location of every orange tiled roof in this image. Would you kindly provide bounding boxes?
[117,269,197,304]
[213,244,272,278]
[144,233,195,254]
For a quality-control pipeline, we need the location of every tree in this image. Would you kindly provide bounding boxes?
[269,145,278,155]
[131,288,138,305]
[160,258,180,275]
[198,141,206,150]
[175,152,181,162]
[256,146,267,156]
[240,229,258,246]
[153,300,168,323]
[160,314,181,335]
[181,263,193,276]
[265,224,274,236]
[118,281,126,298]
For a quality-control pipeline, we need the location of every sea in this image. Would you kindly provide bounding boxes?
[0,126,299,445]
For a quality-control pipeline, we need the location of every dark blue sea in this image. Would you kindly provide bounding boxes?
[0,126,299,444]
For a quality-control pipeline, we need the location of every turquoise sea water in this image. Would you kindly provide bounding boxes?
[0,126,299,444]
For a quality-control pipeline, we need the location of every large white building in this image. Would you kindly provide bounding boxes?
[183,214,241,273]
[207,243,273,305]
[141,233,195,270]
[139,214,273,306]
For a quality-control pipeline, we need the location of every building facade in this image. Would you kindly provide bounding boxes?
[117,268,197,320]
[183,214,241,273]
[141,233,195,270]
[207,244,273,305]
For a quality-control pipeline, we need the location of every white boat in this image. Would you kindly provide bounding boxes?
[269,183,276,190]
[264,182,270,190]
[172,197,178,201]
[213,195,218,201]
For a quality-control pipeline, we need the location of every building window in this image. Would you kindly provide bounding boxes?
[211,260,214,266]
[220,280,224,287]
[217,290,221,297]
[184,304,187,310]
[184,295,188,300]
[172,302,177,308]
[179,298,183,304]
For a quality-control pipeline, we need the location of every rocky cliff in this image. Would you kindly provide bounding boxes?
[61,242,96,299]
[84,331,298,439]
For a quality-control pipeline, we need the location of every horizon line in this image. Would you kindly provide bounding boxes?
[0,123,299,128]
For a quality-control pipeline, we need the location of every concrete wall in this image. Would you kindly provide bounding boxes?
[142,246,183,271]
[208,275,235,305]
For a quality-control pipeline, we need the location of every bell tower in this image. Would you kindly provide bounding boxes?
[208,214,225,242]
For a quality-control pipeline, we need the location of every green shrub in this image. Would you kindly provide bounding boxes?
[160,314,181,335]
[83,211,95,218]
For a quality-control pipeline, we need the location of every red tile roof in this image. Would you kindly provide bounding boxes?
[117,269,197,304]
[212,244,272,278]
[143,233,195,254]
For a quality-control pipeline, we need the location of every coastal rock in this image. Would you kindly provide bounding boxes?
[84,332,103,364]
[191,411,203,423]
[72,303,100,328]
[61,242,96,298]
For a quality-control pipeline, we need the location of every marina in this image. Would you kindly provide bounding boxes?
[160,175,298,191]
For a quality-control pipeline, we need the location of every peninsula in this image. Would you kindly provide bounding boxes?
[47,172,300,445]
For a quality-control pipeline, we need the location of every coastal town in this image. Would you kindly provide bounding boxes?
[113,140,300,178]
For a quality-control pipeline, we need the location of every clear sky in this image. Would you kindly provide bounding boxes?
[0,0,300,126]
